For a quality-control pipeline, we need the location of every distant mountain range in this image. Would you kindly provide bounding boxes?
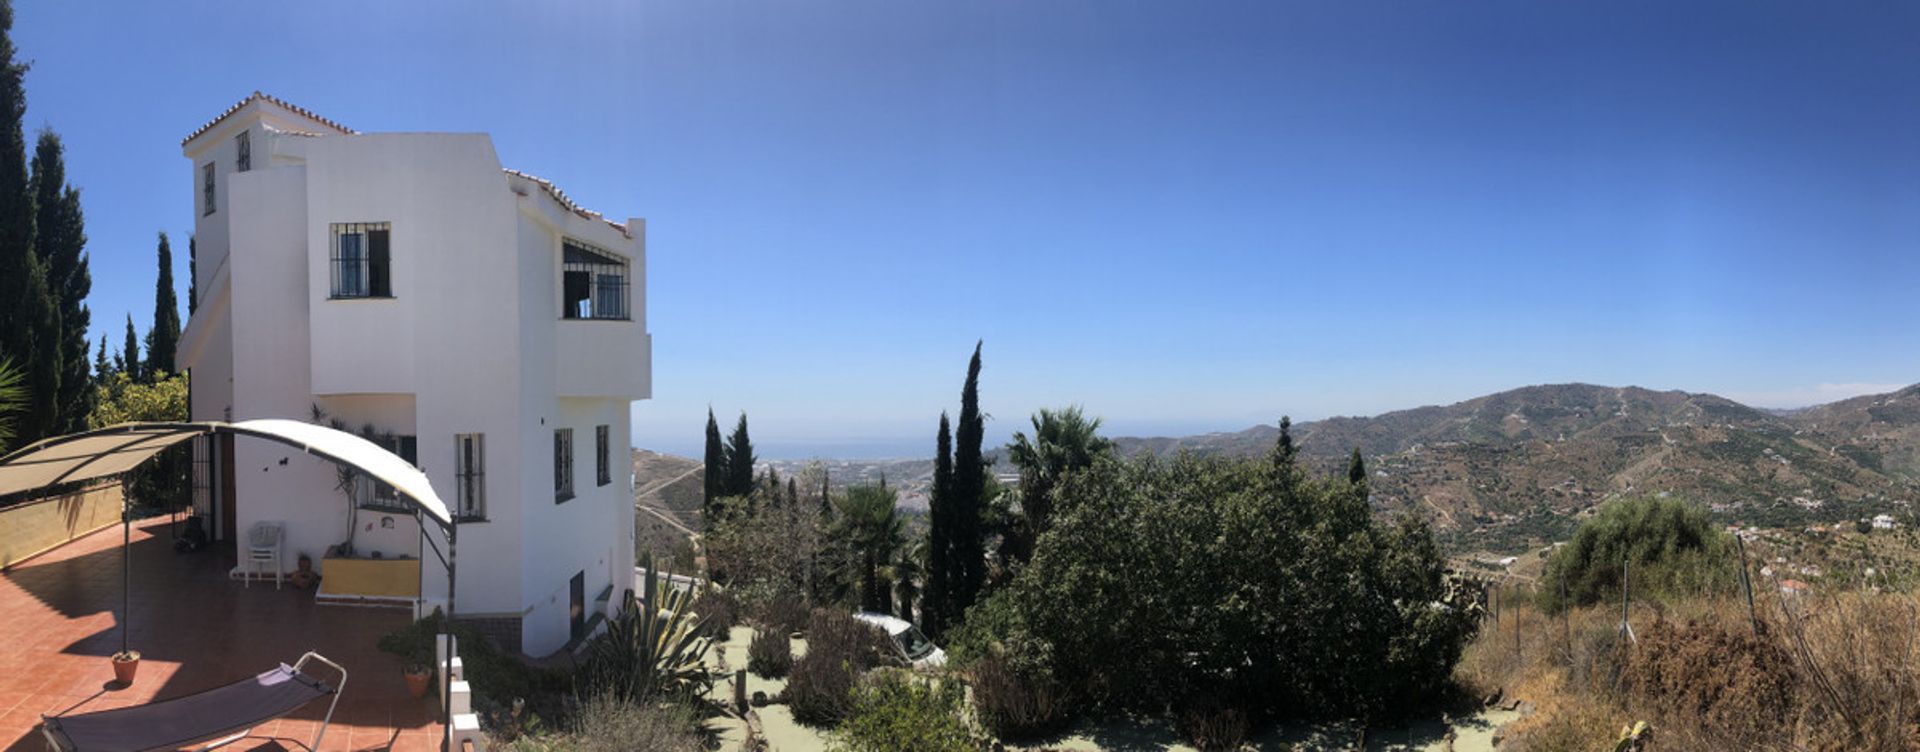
[1112,383,1920,552]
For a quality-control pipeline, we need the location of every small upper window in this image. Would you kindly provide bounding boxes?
[330,222,393,298]
[561,240,629,320]
[202,163,216,216]
[235,131,251,172]
[455,433,486,520]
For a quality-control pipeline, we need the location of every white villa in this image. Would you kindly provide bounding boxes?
[176,93,650,657]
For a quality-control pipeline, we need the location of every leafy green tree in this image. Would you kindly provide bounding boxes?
[1006,405,1113,563]
[925,412,952,636]
[890,536,926,623]
[91,336,107,382]
[0,357,21,451]
[31,129,88,434]
[725,412,756,498]
[949,342,988,620]
[1540,495,1734,612]
[702,407,725,519]
[836,484,904,615]
[120,315,139,383]
[89,371,189,508]
[0,0,51,448]
[145,232,180,379]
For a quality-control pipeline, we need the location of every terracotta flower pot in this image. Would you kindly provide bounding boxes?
[112,651,140,685]
[404,667,431,698]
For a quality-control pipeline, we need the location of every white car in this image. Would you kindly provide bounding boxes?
[854,612,946,669]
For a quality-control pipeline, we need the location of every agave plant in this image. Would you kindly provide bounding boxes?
[582,552,712,701]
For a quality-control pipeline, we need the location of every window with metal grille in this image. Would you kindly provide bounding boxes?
[202,163,216,215]
[561,239,629,320]
[358,435,417,509]
[554,428,575,503]
[595,425,610,487]
[235,131,251,172]
[330,222,393,299]
[191,435,213,516]
[455,433,486,520]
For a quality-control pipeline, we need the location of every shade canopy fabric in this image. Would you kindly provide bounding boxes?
[0,420,453,528]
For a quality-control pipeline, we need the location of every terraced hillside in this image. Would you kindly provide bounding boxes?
[632,449,703,563]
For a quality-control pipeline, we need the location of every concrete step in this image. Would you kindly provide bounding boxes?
[451,713,486,752]
[445,679,472,715]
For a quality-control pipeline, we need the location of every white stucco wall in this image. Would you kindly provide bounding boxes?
[178,98,648,657]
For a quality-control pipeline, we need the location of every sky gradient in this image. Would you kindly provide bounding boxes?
[14,1,1919,458]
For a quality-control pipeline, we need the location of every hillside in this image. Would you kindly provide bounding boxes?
[632,449,703,562]
[1114,383,1920,552]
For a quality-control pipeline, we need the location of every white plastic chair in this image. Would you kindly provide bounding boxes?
[246,522,284,589]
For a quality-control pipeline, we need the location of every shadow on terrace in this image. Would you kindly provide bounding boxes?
[0,517,440,751]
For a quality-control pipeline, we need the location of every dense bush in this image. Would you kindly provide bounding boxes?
[747,626,793,679]
[950,449,1481,723]
[378,611,571,727]
[827,668,974,752]
[1540,496,1735,612]
[786,609,900,726]
[967,653,1069,740]
[692,586,740,641]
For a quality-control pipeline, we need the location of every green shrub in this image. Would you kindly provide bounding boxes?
[951,449,1482,722]
[751,590,811,636]
[1541,496,1736,612]
[748,626,793,679]
[378,610,572,730]
[786,609,899,726]
[828,669,973,752]
[693,586,740,641]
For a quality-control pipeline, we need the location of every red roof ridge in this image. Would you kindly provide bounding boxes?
[503,168,631,238]
[182,91,355,147]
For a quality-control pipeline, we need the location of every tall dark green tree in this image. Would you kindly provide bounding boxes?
[724,412,756,498]
[186,235,197,314]
[92,335,107,381]
[120,315,139,383]
[1347,448,1368,491]
[31,129,89,434]
[145,232,180,379]
[702,407,726,519]
[949,341,988,620]
[924,412,953,636]
[836,484,904,615]
[0,0,51,447]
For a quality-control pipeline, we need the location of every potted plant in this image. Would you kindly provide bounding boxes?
[403,661,432,698]
[112,650,140,685]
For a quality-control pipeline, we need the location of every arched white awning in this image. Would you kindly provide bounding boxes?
[0,420,453,528]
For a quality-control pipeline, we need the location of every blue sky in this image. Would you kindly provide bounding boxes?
[14,1,1919,458]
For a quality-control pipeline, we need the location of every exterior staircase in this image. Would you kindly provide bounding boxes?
[438,633,485,751]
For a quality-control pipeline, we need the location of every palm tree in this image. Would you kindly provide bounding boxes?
[889,536,926,623]
[0,358,24,453]
[835,484,904,615]
[1006,405,1114,563]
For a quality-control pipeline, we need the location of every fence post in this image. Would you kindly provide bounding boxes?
[1619,554,1635,644]
[1561,572,1571,661]
[1735,533,1758,635]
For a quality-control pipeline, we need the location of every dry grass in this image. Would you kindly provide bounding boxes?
[1455,587,1920,751]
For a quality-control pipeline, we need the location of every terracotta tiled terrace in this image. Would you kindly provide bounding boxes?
[0,518,442,751]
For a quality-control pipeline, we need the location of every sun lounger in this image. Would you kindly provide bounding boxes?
[40,652,346,752]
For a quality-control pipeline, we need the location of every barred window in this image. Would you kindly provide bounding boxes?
[595,425,610,487]
[359,435,417,508]
[235,131,251,172]
[202,163,216,216]
[330,222,392,299]
[554,428,575,503]
[455,433,486,520]
[561,240,629,320]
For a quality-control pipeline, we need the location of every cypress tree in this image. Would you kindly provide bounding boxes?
[950,341,987,619]
[786,477,798,508]
[925,412,953,637]
[121,315,138,383]
[32,129,89,434]
[0,0,51,446]
[145,232,180,379]
[187,235,197,314]
[724,412,756,498]
[819,470,832,521]
[92,335,107,381]
[1347,447,1367,489]
[702,407,725,519]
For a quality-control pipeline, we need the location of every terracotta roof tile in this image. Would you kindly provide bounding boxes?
[503,169,631,238]
[182,91,355,146]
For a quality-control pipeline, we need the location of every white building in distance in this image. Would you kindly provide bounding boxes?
[176,93,650,657]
